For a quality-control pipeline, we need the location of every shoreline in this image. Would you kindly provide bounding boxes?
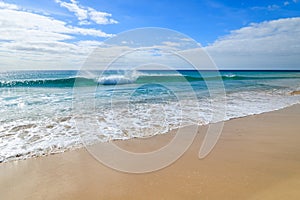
[2,101,300,164]
[1,104,300,199]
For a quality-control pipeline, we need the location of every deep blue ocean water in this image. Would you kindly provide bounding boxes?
[1,70,300,162]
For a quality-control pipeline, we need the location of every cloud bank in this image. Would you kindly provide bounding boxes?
[0,0,299,70]
[0,1,115,70]
[205,17,300,69]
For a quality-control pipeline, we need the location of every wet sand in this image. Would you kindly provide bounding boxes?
[1,104,300,200]
[291,91,300,95]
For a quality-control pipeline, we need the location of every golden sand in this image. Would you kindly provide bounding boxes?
[291,91,300,95]
[1,104,300,200]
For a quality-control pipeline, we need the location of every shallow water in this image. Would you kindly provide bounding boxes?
[0,70,300,162]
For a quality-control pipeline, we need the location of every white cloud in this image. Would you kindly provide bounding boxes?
[267,4,280,10]
[205,17,300,69]
[161,41,181,47]
[55,0,87,20]
[88,7,118,25]
[55,0,118,25]
[0,1,18,10]
[284,1,290,6]
[251,4,280,11]
[0,1,116,70]
[0,9,113,40]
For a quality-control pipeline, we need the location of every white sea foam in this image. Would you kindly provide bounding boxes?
[1,71,300,163]
[1,87,300,163]
[98,75,137,85]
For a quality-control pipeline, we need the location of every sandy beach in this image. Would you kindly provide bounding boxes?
[1,104,300,200]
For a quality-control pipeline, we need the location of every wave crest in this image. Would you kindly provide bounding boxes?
[97,75,137,85]
[1,72,299,88]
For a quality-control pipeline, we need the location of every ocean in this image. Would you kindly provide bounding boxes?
[1,70,300,163]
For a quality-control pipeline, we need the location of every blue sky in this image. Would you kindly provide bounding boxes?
[0,0,300,70]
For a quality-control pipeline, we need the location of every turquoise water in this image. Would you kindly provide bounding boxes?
[1,70,300,162]
[1,70,300,87]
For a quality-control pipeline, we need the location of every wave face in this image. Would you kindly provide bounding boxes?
[1,70,300,87]
[0,77,96,87]
[1,70,300,163]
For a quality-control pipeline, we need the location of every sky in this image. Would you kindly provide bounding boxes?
[0,0,300,70]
